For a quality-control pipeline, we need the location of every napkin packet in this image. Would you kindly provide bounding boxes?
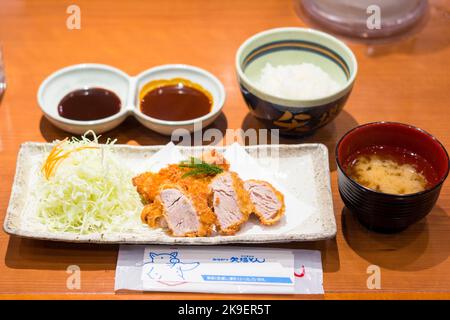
[115,245,323,294]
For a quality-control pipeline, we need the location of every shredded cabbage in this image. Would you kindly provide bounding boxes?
[36,132,142,234]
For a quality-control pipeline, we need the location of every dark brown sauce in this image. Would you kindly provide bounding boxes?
[140,78,212,121]
[58,88,121,121]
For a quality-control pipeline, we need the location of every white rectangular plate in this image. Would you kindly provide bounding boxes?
[4,143,336,244]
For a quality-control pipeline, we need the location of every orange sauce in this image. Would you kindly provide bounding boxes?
[139,78,212,121]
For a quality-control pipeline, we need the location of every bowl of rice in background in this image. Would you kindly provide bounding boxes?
[235,27,357,136]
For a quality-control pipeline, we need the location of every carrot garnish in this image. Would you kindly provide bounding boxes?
[41,138,99,179]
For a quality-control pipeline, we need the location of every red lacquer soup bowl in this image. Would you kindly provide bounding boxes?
[336,122,449,233]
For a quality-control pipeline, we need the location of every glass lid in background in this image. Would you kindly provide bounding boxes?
[296,0,429,43]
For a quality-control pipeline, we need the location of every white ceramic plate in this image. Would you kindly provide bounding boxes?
[4,143,336,244]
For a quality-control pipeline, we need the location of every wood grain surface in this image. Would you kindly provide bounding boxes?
[0,0,449,299]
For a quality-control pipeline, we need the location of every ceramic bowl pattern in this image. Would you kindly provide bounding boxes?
[236,27,357,136]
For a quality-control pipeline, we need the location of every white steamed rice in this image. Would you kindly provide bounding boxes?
[255,62,342,100]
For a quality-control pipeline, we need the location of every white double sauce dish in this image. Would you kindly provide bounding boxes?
[37,63,226,135]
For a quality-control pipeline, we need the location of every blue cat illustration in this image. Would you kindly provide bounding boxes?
[145,251,200,281]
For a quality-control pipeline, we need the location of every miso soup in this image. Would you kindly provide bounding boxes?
[344,145,438,195]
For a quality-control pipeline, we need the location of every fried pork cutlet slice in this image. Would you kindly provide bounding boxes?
[244,179,285,225]
[209,172,253,235]
[142,184,215,237]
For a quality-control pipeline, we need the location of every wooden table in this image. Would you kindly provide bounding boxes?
[0,0,449,299]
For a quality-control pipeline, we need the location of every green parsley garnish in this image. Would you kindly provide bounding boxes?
[179,157,223,178]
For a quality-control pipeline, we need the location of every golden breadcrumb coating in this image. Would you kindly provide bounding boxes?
[140,200,163,228]
[132,164,187,203]
[132,150,229,203]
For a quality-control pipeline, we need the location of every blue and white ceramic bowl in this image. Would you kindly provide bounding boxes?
[236,27,357,136]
